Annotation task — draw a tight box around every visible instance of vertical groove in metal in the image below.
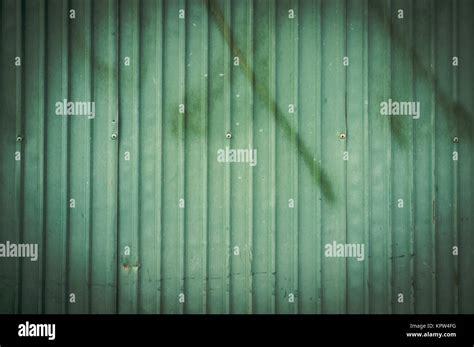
[363,0,369,315]
[37,0,46,314]
[156,0,163,315]
[136,0,143,313]
[341,0,347,313]
[15,0,24,314]
[204,0,211,314]
[86,0,93,314]
[387,0,393,314]
[85,0,92,314]
[412,0,419,313]
[182,0,190,314]
[367,0,372,313]
[269,0,276,314]
[342,0,347,313]
[430,0,437,314]
[40,0,48,314]
[115,0,121,314]
[459,0,474,313]
[451,0,459,314]
[389,0,398,312]
[408,0,415,315]
[202,0,209,314]
[292,0,299,315]
[317,0,323,315]
[247,0,254,314]
[222,1,231,313]
[112,0,119,314]
[135,0,141,314]
[178,0,185,315]
[63,0,70,314]
[319,0,324,313]
[250,0,256,313]
[343,0,348,314]
[223,0,231,314]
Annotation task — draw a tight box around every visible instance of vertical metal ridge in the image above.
[202,0,209,314]
[159,0,167,314]
[135,0,141,314]
[204,0,211,314]
[156,0,164,315]
[343,0,349,314]
[452,0,459,314]
[456,0,474,314]
[226,10,235,316]
[158,0,164,315]
[317,0,323,314]
[182,0,189,314]
[178,0,186,315]
[136,0,142,313]
[319,0,324,313]
[111,0,119,314]
[408,0,415,315]
[430,0,437,314]
[40,0,48,315]
[247,0,254,314]
[225,0,232,314]
[0,3,2,311]
[250,0,255,314]
[363,0,370,315]
[36,0,46,314]
[292,0,299,315]
[114,0,121,314]
[15,0,25,314]
[412,0,418,313]
[86,0,93,315]
[63,0,70,314]
[223,0,231,314]
[136,0,140,313]
[269,0,276,314]
[83,0,92,314]
[386,0,393,314]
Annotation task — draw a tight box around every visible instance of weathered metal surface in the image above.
[0,0,472,314]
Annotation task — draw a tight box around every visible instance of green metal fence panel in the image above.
[0,0,473,314]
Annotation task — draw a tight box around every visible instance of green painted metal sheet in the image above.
[0,0,473,314]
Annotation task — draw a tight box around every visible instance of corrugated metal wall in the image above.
[0,0,473,314]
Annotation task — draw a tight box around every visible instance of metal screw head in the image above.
[453,136,459,143]
[226,132,232,139]
[111,133,117,140]
[339,133,346,140]
[16,135,23,143]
